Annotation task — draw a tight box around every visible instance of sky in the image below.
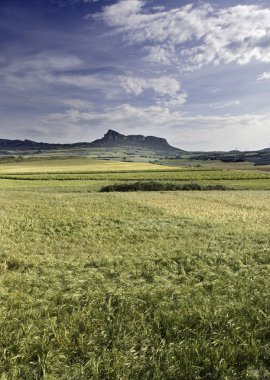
[1,0,270,151]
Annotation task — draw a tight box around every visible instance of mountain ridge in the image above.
[0,130,183,153]
[90,129,181,152]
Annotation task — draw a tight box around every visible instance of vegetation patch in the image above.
[100,181,230,192]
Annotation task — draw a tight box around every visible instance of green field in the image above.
[1,159,270,379]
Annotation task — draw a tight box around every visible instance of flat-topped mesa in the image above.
[91,130,182,153]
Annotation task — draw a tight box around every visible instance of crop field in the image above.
[1,158,270,192]
[0,159,170,174]
[1,158,270,379]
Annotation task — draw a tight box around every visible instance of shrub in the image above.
[100,181,229,192]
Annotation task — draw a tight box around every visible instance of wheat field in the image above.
[0,159,270,379]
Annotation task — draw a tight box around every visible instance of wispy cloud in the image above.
[2,53,188,109]
[61,99,93,109]
[120,76,180,96]
[257,72,270,81]
[1,54,122,99]
[1,53,83,89]
[120,76,187,107]
[55,74,188,108]
[4,53,83,73]
[97,1,270,71]
[210,100,241,109]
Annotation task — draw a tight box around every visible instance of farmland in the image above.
[0,158,270,379]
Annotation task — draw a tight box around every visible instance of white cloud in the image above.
[144,45,177,66]
[120,76,180,96]
[47,74,124,99]
[101,0,144,27]
[1,53,83,90]
[48,73,187,108]
[43,104,270,150]
[2,55,188,109]
[61,99,93,109]
[5,53,82,74]
[257,72,270,81]
[98,1,270,71]
[1,56,124,100]
[158,93,188,108]
[210,100,240,109]
[120,76,187,107]
[49,74,103,88]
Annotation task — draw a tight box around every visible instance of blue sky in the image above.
[1,0,270,150]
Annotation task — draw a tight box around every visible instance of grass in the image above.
[0,158,270,379]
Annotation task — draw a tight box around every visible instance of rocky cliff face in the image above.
[91,130,182,152]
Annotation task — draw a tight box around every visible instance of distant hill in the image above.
[1,131,270,164]
[90,130,182,153]
[0,130,183,153]
[0,139,59,151]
